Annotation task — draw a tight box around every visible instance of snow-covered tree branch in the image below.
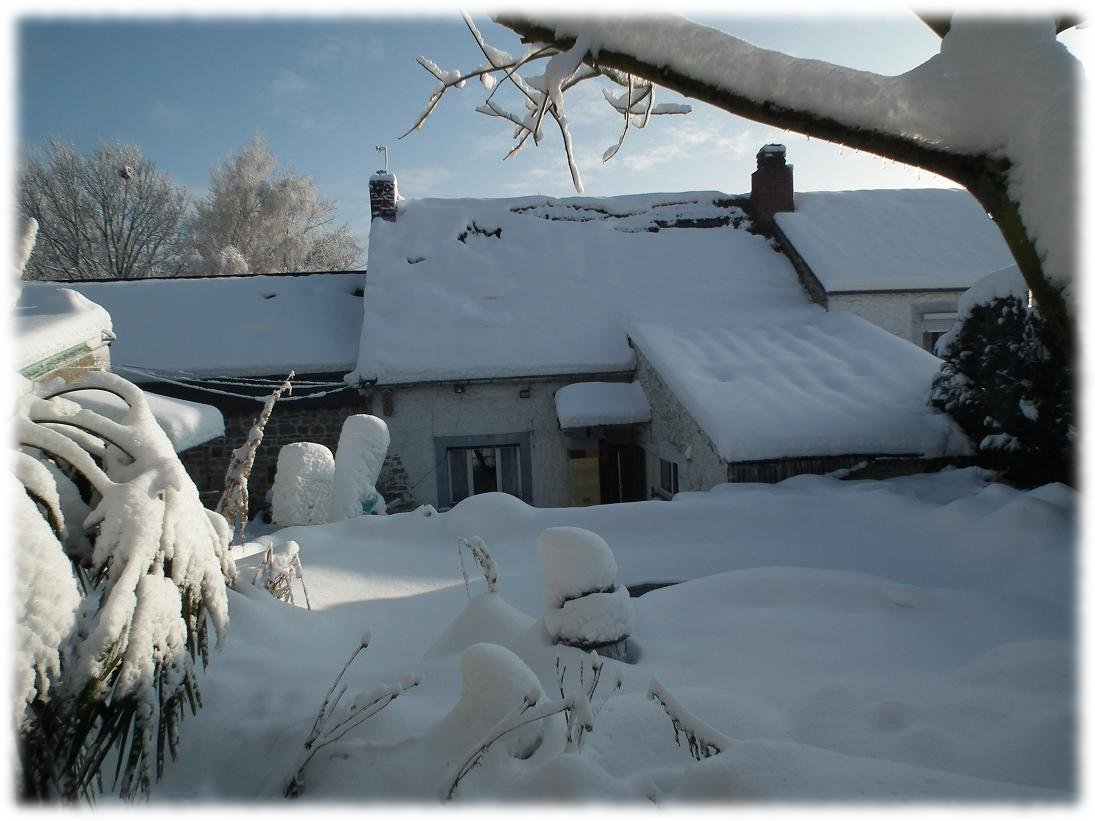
[420,13,1078,363]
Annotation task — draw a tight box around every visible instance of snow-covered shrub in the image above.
[330,414,389,519]
[930,271,1073,487]
[217,371,294,542]
[285,634,421,798]
[271,442,335,526]
[12,371,234,801]
[253,540,311,609]
[538,527,633,656]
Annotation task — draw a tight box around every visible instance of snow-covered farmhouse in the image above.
[27,273,367,505]
[14,283,226,455]
[751,144,1016,350]
[351,159,972,510]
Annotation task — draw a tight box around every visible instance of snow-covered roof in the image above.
[774,189,1016,292]
[554,381,651,429]
[27,273,365,381]
[629,308,969,462]
[13,286,113,374]
[352,192,809,384]
[69,389,225,453]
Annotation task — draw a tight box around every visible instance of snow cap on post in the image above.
[751,143,794,220]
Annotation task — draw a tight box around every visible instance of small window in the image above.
[446,445,522,506]
[659,457,679,496]
[920,311,958,353]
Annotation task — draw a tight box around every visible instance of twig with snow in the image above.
[648,678,731,761]
[443,691,586,801]
[403,12,688,193]
[252,540,311,610]
[285,633,421,798]
[457,536,499,597]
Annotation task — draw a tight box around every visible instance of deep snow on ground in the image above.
[154,468,1075,805]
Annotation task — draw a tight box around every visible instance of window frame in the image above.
[434,431,533,509]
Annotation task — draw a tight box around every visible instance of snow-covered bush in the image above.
[930,270,1073,487]
[12,371,234,801]
[330,414,389,519]
[271,442,335,526]
[538,527,633,656]
[253,540,311,609]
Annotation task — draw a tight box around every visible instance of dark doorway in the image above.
[599,442,646,504]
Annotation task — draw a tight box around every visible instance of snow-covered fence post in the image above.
[216,370,294,542]
[648,678,732,761]
[538,527,634,659]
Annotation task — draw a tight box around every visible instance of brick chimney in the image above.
[369,170,398,222]
[750,143,794,220]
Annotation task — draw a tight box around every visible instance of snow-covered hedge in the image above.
[12,371,235,801]
[271,442,335,526]
[331,414,389,519]
[930,269,1073,486]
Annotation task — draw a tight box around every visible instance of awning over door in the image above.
[555,381,651,429]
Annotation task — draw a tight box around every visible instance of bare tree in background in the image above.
[181,135,363,275]
[19,139,189,280]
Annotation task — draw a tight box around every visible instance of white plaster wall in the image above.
[634,349,728,494]
[374,379,575,509]
[828,291,962,348]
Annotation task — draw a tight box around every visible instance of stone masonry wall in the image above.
[180,401,373,513]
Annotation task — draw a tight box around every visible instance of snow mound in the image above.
[436,643,547,758]
[331,415,389,520]
[425,592,535,659]
[272,442,335,526]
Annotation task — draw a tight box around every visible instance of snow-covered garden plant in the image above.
[457,536,498,597]
[216,370,294,542]
[284,633,421,798]
[538,527,633,659]
[930,269,1073,487]
[12,371,234,801]
[271,441,335,526]
[330,414,389,519]
[252,540,311,610]
[648,678,731,762]
[441,643,589,801]
[554,651,622,752]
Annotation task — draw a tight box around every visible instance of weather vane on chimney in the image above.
[375,144,389,173]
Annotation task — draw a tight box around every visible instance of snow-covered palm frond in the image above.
[12,370,234,801]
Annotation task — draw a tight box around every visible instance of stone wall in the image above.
[633,347,728,494]
[179,400,371,512]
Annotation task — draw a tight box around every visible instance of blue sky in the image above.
[12,3,1088,260]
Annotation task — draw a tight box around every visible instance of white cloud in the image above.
[266,68,308,99]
